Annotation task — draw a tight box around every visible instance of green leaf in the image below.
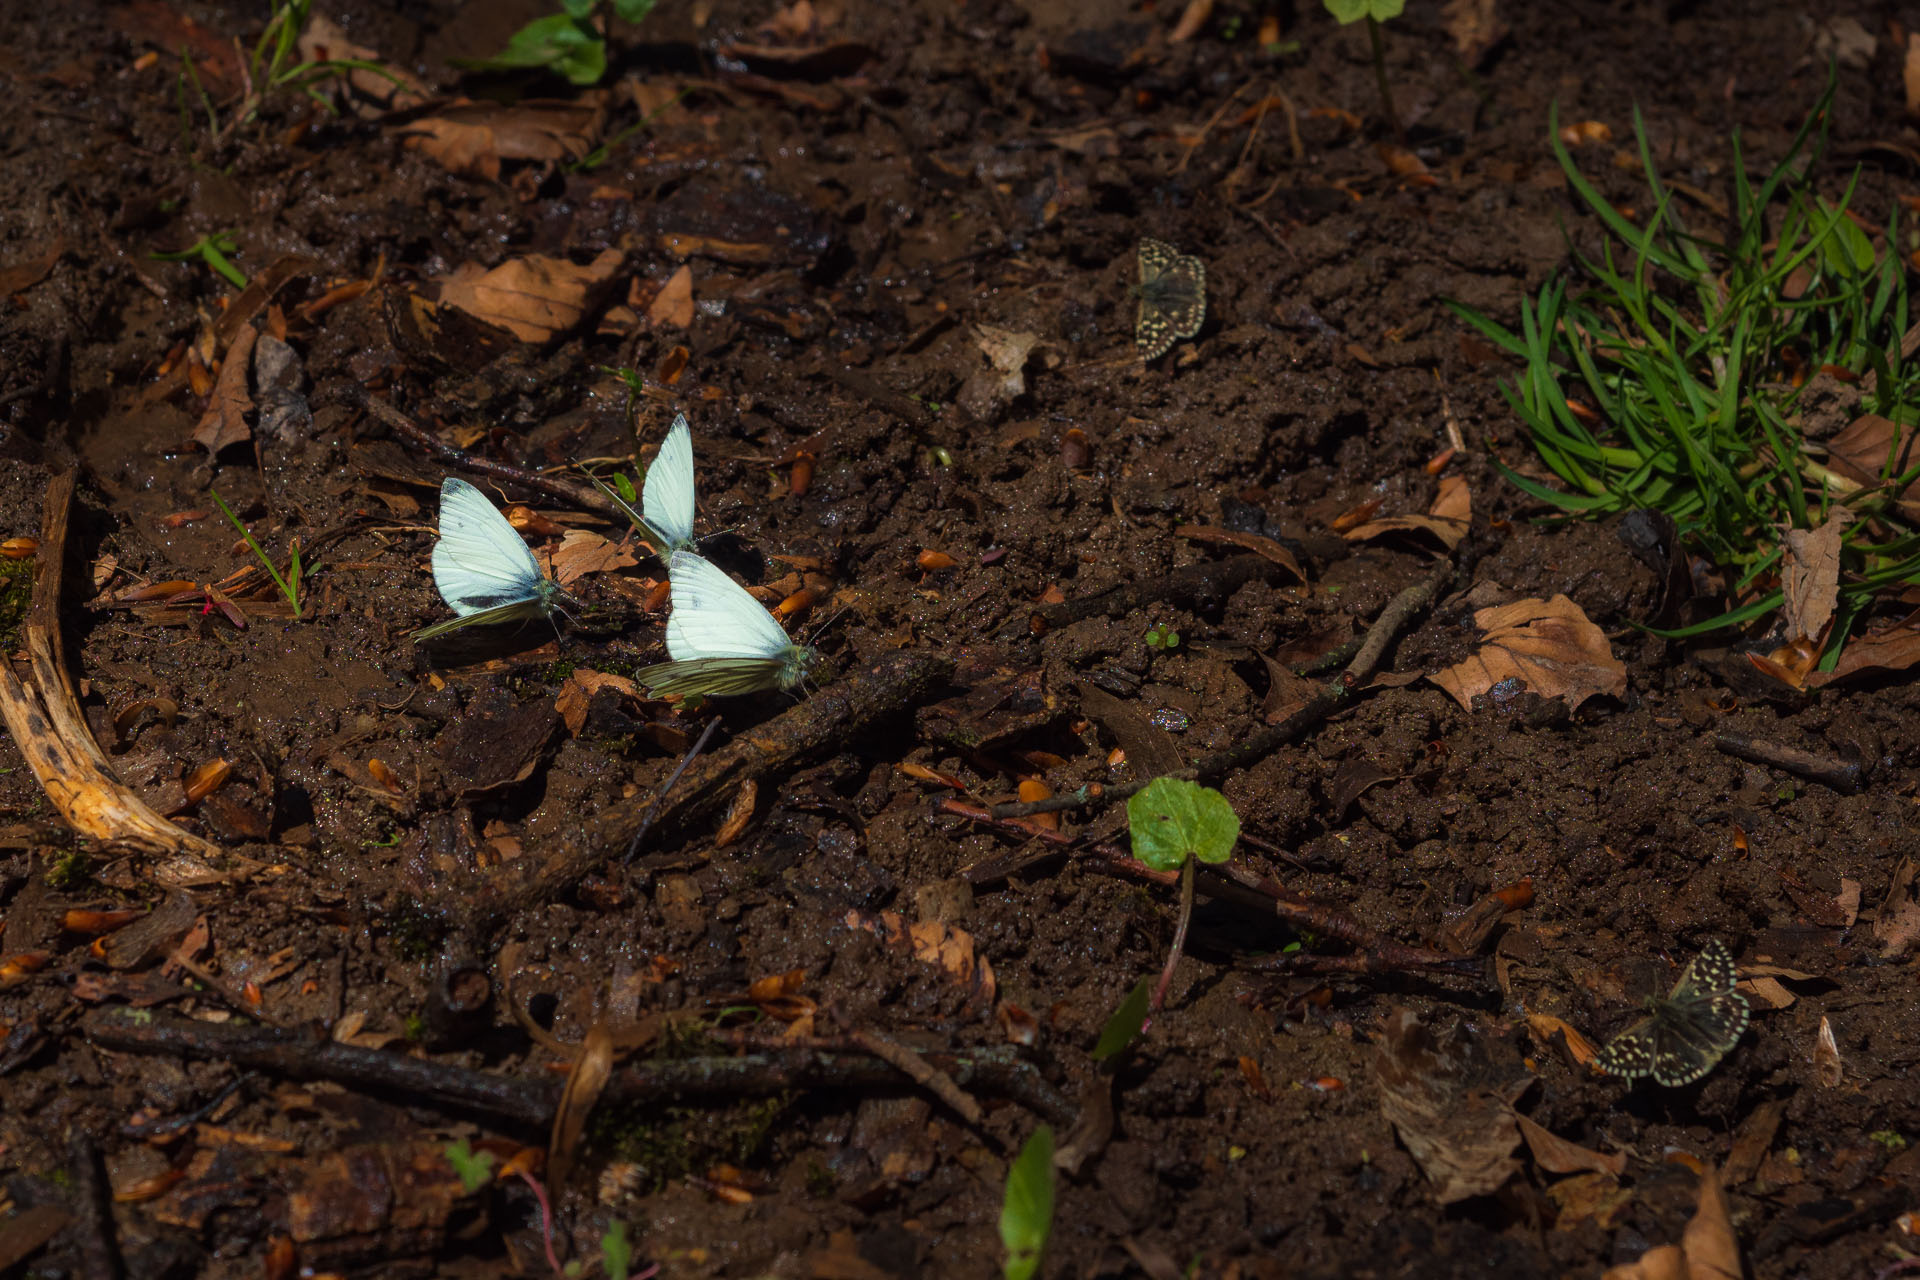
[612,0,658,23]
[1091,975,1152,1061]
[1126,777,1238,872]
[1323,0,1403,22]
[443,1137,495,1193]
[614,472,639,504]
[1000,1125,1055,1280]
[602,1220,632,1280]
[560,0,597,16]
[460,14,607,86]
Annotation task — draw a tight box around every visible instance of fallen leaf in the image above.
[1375,1006,1532,1203]
[0,240,64,296]
[1813,1015,1844,1088]
[1169,0,1214,41]
[1910,33,1920,117]
[1807,620,1920,686]
[1600,1164,1739,1280]
[1524,1011,1600,1066]
[843,909,996,1009]
[645,264,694,329]
[1780,513,1849,642]
[296,14,426,115]
[397,98,606,181]
[1429,594,1627,713]
[1872,856,1920,958]
[437,249,624,344]
[554,668,642,736]
[546,529,639,586]
[1175,525,1307,582]
[190,324,257,454]
[1441,0,1505,66]
[1823,414,1920,518]
[549,1021,614,1189]
[1736,975,1795,1010]
[1344,475,1471,551]
[1547,1170,1636,1231]
[1512,1111,1625,1177]
[1811,16,1876,70]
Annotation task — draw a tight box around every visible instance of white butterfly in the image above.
[637,550,817,697]
[414,477,573,641]
[587,413,695,555]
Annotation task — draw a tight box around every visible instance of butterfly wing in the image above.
[432,478,544,615]
[637,656,788,698]
[665,550,796,661]
[413,596,555,641]
[1593,1015,1657,1081]
[641,414,696,553]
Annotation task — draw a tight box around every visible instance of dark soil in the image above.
[3,1,1918,1277]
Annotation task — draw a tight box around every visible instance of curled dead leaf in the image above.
[1780,513,1849,643]
[437,249,624,344]
[1375,1006,1532,1203]
[1513,1110,1626,1177]
[842,909,996,1008]
[397,98,606,181]
[548,529,639,586]
[1601,1164,1739,1280]
[1344,475,1471,551]
[190,324,257,455]
[1429,594,1626,714]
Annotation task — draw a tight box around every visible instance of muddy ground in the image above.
[2,0,1919,1276]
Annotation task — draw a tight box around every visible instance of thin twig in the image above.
[625,716,724,862]
[358,392,621,518]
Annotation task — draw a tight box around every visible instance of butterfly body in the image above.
[1593,938,1749,1087]
[1135,238,1207,360]
[638,550,817,697]
[415,477,574,641]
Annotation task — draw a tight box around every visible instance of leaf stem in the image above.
[1152,856,1196,1014]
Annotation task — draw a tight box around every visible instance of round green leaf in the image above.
[1126,777,1239,872]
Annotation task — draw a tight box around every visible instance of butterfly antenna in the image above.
[624,715,724,863]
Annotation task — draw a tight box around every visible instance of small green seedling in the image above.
[1322,0,1405,137]
[1127,777,1239,1013]
[210,490,304,617]
[999,1125,1055,1280]
[1092,975,1153,1062]
[150,232,248,290]
[602,1219,634,1280]
[459,0,659,87]
[1145,623,1181,650]
[444,1137,496,1193]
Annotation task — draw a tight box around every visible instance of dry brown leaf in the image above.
[0,239,64,295]
[1736,975,1794,1010]
[1169,0,1214,41]
[1807,620,1920,686]
[1512,1111,1626,1177]
[1429,594,1627,713]
[397,98,605,181]
[1523,1011,1599,1065]
[1375,1007,1532,1204]
[713,778,758,849]
[190,324,257,454]
[437,250,622,344]
[1824,414,1920,517]
[549,1021,614,1190]
[1780,513,1848,642]
[547,529,639,586]
[296,14,426,115]
[1441,0,1505,66]
[1176,525,1306,582]
[1909,33,1920,116]
[646,264,694,329]
[1548,1170,1637,1231]
[1601,1164,1739,1280]
[1873,856,1920,958]
[842,909,996,1008]
[1814,1015,1844,1088]
[1344,474,1471,551]
[554,669,642,736]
